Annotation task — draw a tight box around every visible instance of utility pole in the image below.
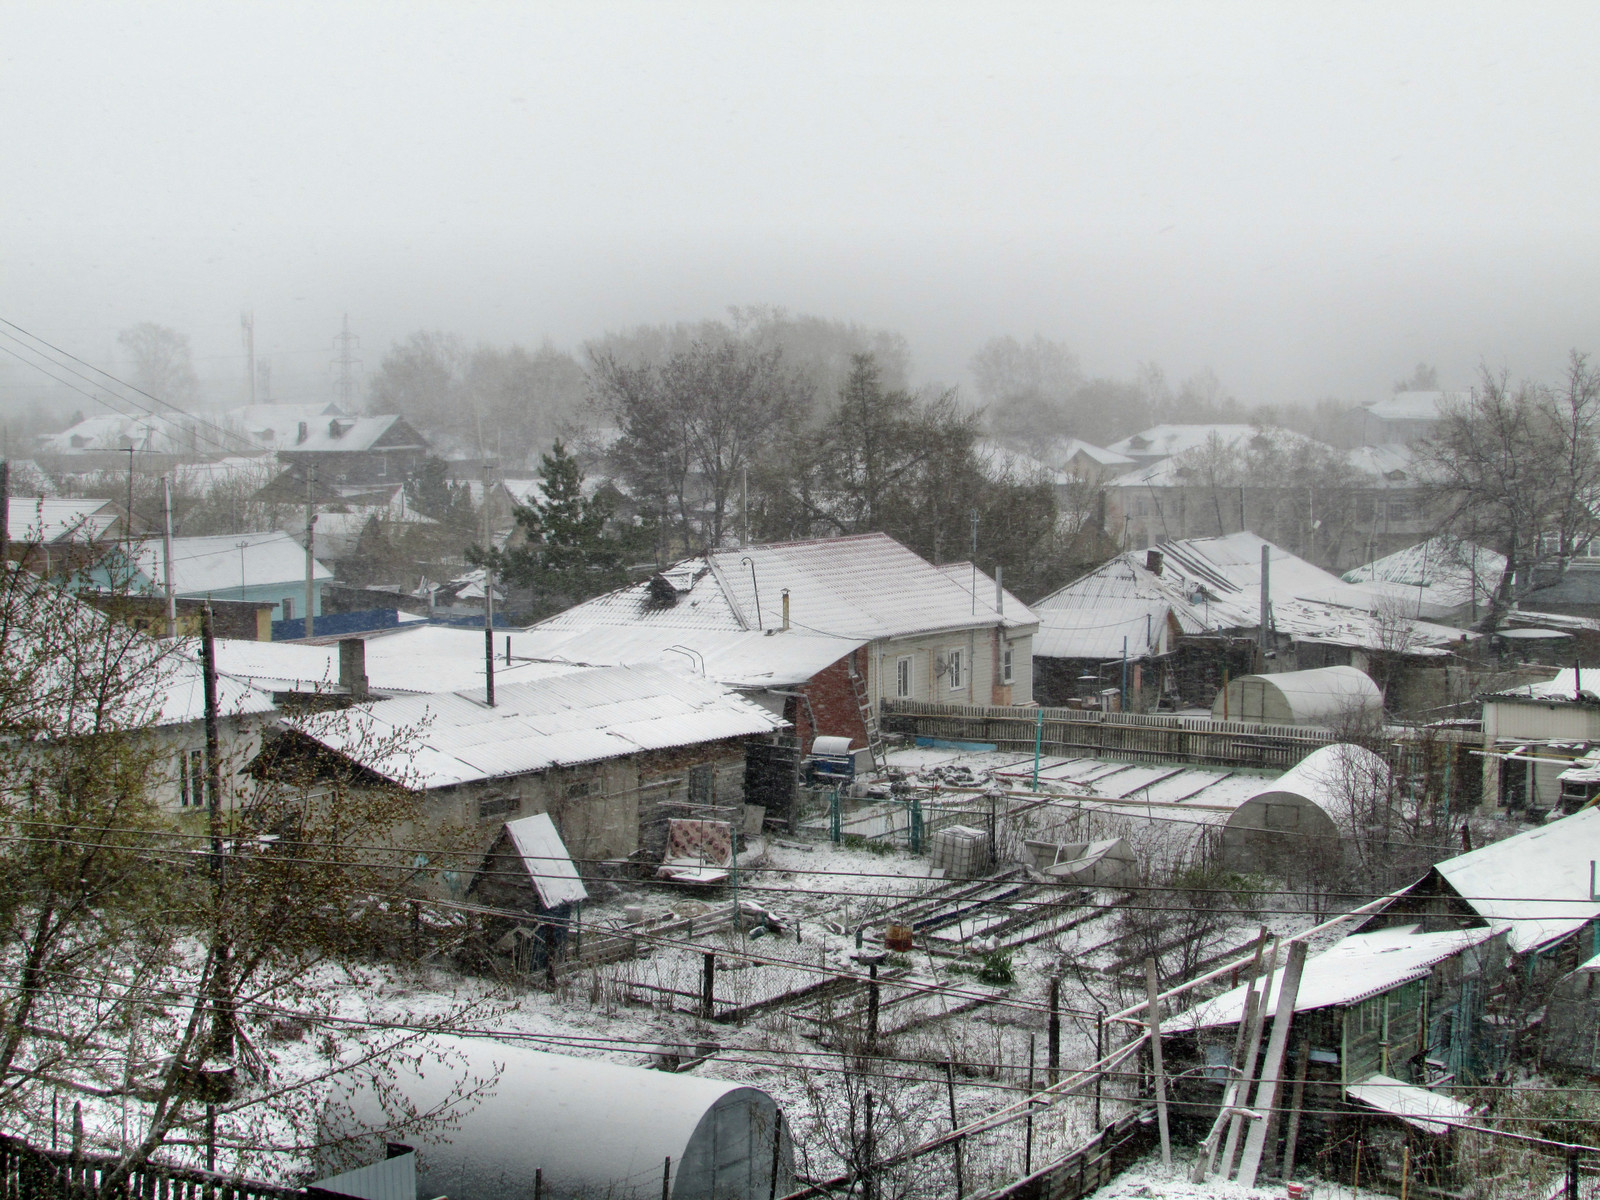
[304,468,316,639]
[0,459,9,569]
[241,311,256,407]
[162,477,176,638]
[332,314,361,410]
[969,508,978,615]
[484,455,496,707]
[1258,542,1272,657]
[200,604,234,1059]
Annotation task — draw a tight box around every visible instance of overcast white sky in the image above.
[4,2,1598,411]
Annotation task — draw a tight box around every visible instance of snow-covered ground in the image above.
[1088,1152,1383,1199]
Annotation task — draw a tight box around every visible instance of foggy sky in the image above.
[5,2,1599,412]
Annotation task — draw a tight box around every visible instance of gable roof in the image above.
[508,625,862,690]
[275,414,426,454]
[1032,533,1466,658]
[1343,537,1506,620]
[133,532,333,595]
[1106,424,1262,460]
[1053,438,1134,468]
[1428,808,1600,954]
[537,532,1038,641]
[290,662,788,789]
[1171,925,1498,1030]
[1364,391,1467,423]
[7,497,122,543]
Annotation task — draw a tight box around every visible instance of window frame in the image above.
[947,648,963,692]
[895,656,914,699]
[1002,643,1014,684]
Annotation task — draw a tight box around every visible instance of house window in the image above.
[896,656,913,699]
[688,763,715,805]
[565,779,593,800]
[178,753,189,806]
[947,649,963,691]
[1002,644,1014,684]
[478,793,519,820]
[282,597,293,621]
[183,749,204,807]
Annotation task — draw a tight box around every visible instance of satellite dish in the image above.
[934,654,949,677]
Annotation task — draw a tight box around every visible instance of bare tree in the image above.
[1415,354,1600,626]
[118,324,200,407]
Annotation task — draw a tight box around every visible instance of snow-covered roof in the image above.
[1346,1075,1476,1135]
[276,414,424,454]
[502,813,587,908]
[1344,537,1506,621]
[973,440,1072,485]
[508,625,862,690]
[35,413,245,456]
[1033,598,1174,662]
[1053,437,1134,468]
[1346,442,1417,483]
[1172,925,1498,1030]
[132,532,333,595]
[6,496,121,543]
[1213,668,1384,725]
[538,532,1037,641]
[1482,668,1600,704]
[1106,424,1262,461]
[1364,391,1467,423]
[169,456,278,495]
[214,625,584,697]
[334,1036,787,1200]
[220,403,344,449]
[292,662,788,789]
[1430,807,1600,954]
[155,647,279,725]
[1033,533,1466,659]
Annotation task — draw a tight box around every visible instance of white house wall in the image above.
[868,627,1034,708]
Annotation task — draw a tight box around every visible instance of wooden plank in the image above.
[1236,939,1309,1189]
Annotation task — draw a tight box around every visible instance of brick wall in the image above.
[792,652,869,753]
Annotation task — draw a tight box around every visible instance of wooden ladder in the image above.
[848,656,888,775]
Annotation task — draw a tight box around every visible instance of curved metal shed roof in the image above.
[328,1037,793,1200]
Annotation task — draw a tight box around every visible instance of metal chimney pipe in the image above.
[1259,543,1271,655]
[995,564,1004,615]
[782,588,790,632]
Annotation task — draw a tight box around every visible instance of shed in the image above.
[1216,743,1383,872]
[1212,665,1382,726]
[466,814,588,971]
[327,1037,794,1200]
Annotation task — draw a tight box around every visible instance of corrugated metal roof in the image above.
[504,813,588,908]
[277,414,422,453]
[6,497,120,543]
[1346,1075,1475,1134]
[1172,926,1498,1030]
[292,662,788,789]
[537,532,1037,641]
[1106,424,1262,459]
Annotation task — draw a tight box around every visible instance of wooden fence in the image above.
[966,1110,1156,1200]
[882,701,1336,771]
[0,1135,301,1200]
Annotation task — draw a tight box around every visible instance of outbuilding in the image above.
[1211,665,1382,727]
[1215,742,1380,872]
[327,1037,794,1200]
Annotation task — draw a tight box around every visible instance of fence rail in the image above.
[966,1110,1156,1200]
[0,1135,301,1200]
[882,700,1336,771]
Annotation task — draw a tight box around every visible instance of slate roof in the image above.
[508,625,862,690]
[1343,537,1506,620]
[537,532,1038,641]
[291,662,788,789]
[1032,532,1467,660]
[1429,808,1600,954]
